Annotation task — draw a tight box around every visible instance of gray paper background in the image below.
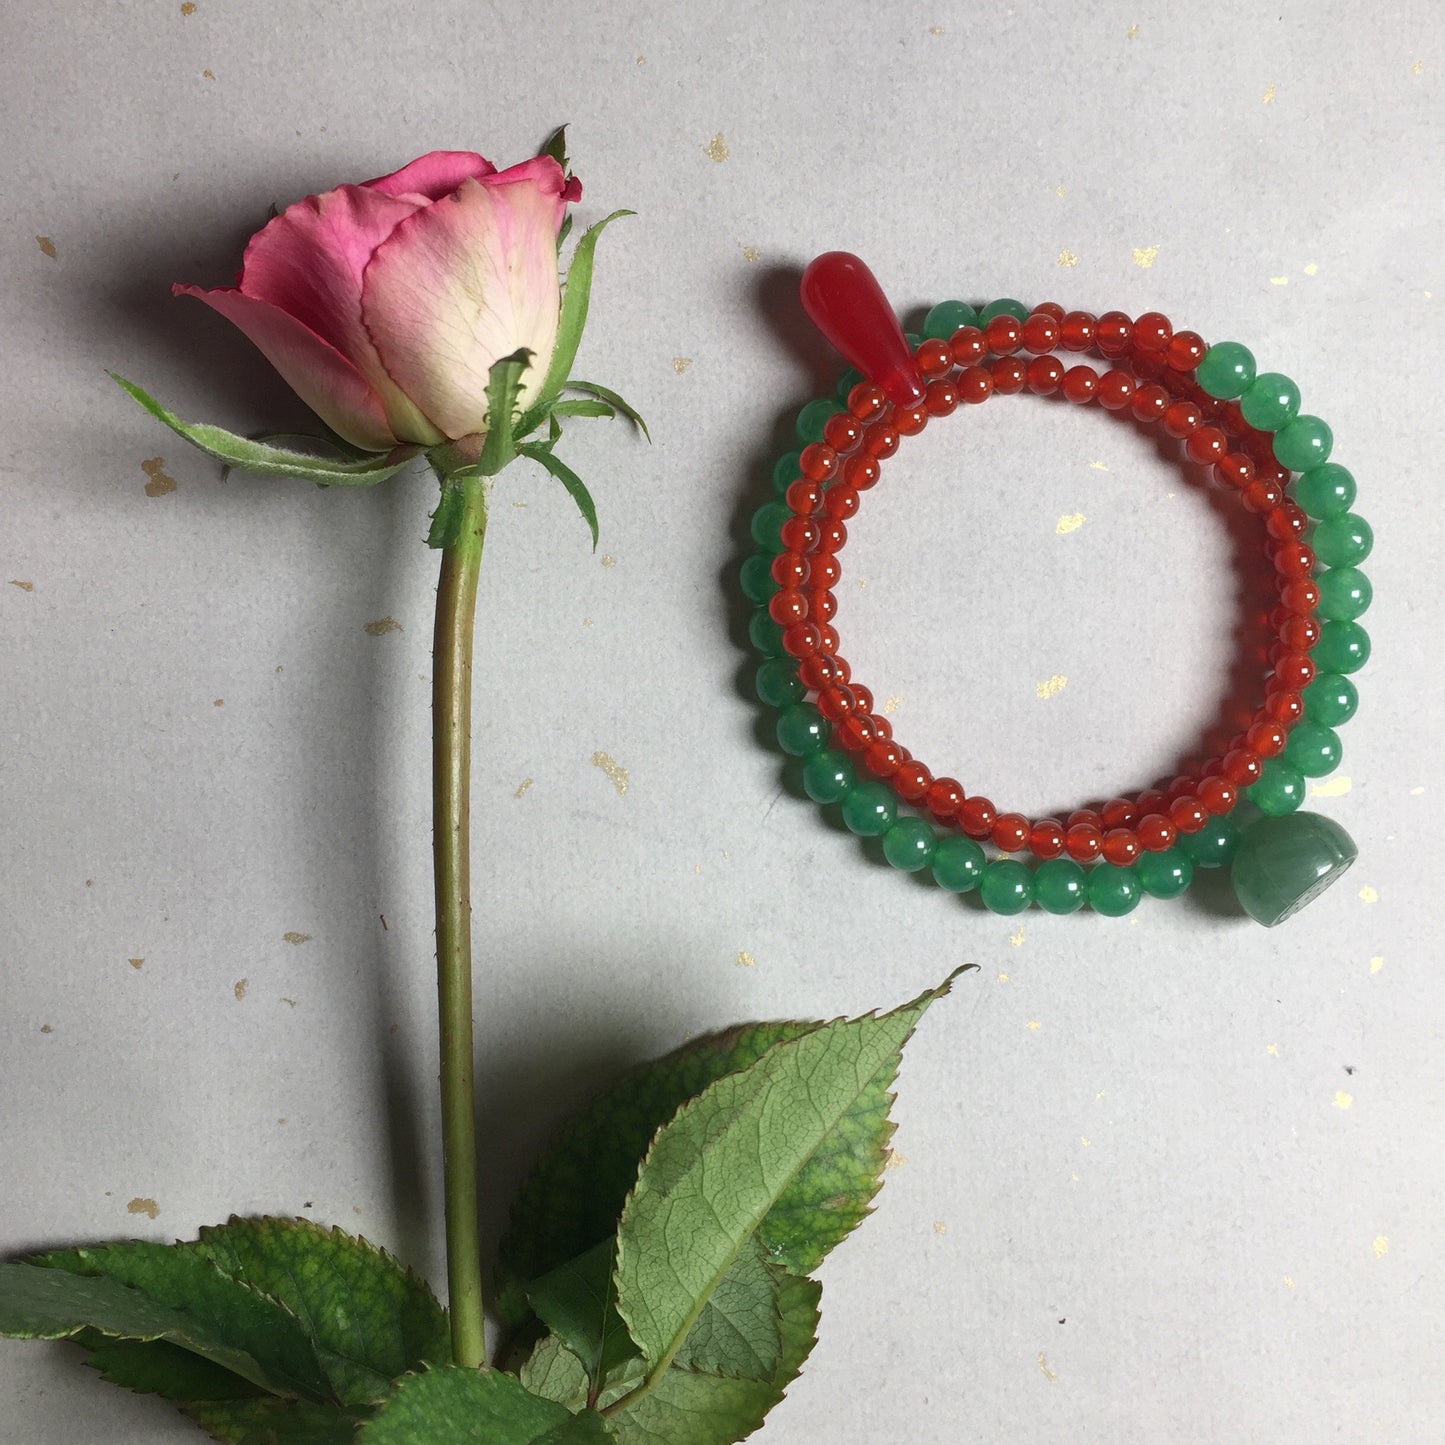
[3,2,1442,1441]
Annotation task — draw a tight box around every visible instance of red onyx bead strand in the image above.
[771,311,1314,853]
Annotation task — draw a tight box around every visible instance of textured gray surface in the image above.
[2,1,1442,1440]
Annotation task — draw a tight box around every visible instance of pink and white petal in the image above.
[483,156,576,230]
[360,176,562,438]
[237,184,445,444]
[363,150,498,202]
[173,283,400,452]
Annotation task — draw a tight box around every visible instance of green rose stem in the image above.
[431,469,491,1370]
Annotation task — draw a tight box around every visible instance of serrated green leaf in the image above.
[183,1397,367,1444]
[0,1258,326,1399]
[427,477,468,549]
[563,382,650,441]
[110,374,421,483]
[519,1334,591,1411]
[527,1239,637,1387]
[478,349,534,477]
[496,1020,821,1329]
[359,1365,605,1443]
[604,1273,819,1445]
[522,210,633,429]
[671,1242,779,1381]
[548,400,615,420]
[189,1216,450,1406]
[77,1332,267,1401]
[517,442,598,548]
[614,981,951,1377]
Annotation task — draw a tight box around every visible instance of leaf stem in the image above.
[432,471,490,1370]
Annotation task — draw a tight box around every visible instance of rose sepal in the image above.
[110,373,422,484]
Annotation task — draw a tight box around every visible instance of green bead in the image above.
[1315,566,1372,621]
[748,608,786,657]
[979,858,1033,914]
[1292,462,1355,519]
[1283,720,1343,777]
[755,657,804,708]
[834,367,863,403]
[1134,849,1194,899]
[1033,858,1088,914]
[750,500,791,552]
[922,300,979,340]
[740,553,779,605]
[1303,673,1358,726]
[1247,759,1307,817]
[931,835,986,892]
[771,450,803,493]
[882,817,938,871]
[775,703,829,757]
[1230,812,1358,927]
[1238,371,1300,430]
[1311,512,1372,567]
[1176,816,1240,868]
[1272,414,1333,471]
[796,398,842,445]
[1088,864,1143,916]
[840,780,897,836]
[1314,620,1370,675]
[979,298,1029,324]
[802,748,855,804]
[1196,341,1257,400]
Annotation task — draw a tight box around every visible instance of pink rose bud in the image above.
[175,151,582,452]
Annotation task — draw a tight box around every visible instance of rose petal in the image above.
[173,283,400,452]
[363,150,499,202]
[238,185,445,445]
[484,155,579,227]
[360,174,563,439]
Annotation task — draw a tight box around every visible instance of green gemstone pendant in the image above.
[1229,812,1358,926]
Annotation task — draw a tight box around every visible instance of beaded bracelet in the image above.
[742,253,1371,925]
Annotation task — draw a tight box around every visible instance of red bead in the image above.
[817,623,840,653]
[1101,797,1139,829]
[1136,814,1177,852]
[1033,301,1066,321]
[984,314,1024,355]
[843,454,880,491]
[1185,425,1228,464]
[809,588,837,622]
[1096,370,1136,411]
[849,682,873,713]
[1241,478,1284,513]
[1061,365,1099,404]
[1197,775,1238,815]
[1213,452,1255,488]
[870,712,892,739]
[1064,822,1103,862]
[769,588,807,625]
[1273,651,1316,689]
[1133,311,1173,352]
[784,478,822,516]
[950,326,987,366]
[770,550,809,587]
[1169,796,1208,834]
[781,622,822,658]
[1095,311,1134,359]
[834,712,875,751]
[1264,691,1303,725]
[864,738,903,777]
[798,654,842,689]
[847,382,888,421]
[1130,382,1170,422]
[1026,355,1065,395]
[958,796,997,839]
[798,442,838,481]
[1028,818,1066,860]
[925,776,965,823]
[1162,400,1202,438]
[1266,503,1309,541]
[1066,808,1105,830]
[1272,542,1315,579]
[1245,721,1288,758]
[1102,828,1141,866]
[863,423,900,459]
[1059,311,1096,351]
[916,337,953,379]
[1135,789,1169,818]
[1279,578,1320,614]
[815,684,856,721]
[991,356,1028,394]
[809,552,841,589]
[894,404,928,436]
[1021,312,1060,353]
[780,516,819,553]
[1166,776,1198,803]
[1165,330,1207,371]
[894,760,933,803]
[924,378,959,416]
[822,413,864,454]
[957,365,994,404]
[1278,614,1320,651]
[1223,748,1263,786]
[992,812,1031,852]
